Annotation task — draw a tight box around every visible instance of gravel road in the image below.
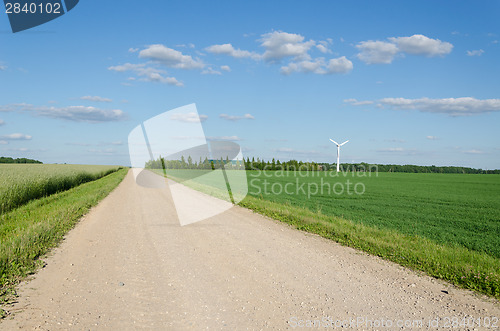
[1,170,499,330]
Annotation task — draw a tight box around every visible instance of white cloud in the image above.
[357,34,453,64]
[344,98,374,106]
[80,95,112,102]
[326,56,353,74]
[0,103,127,123]
[220,65,231,72]
[316,41,332,54]
[389,34,453,57]
[0,119,4,125]
[128,48,139,53]
[0,140,7,145]
[205,44,261,60]
[356,40,399,64]
[426,135,439,140]
[0,133,32,140]
[201,67,222,75]
[378,97,500,116]
[219,113,255,121]
[139,44,204,69]
[108,63,183,86]
[170,112,208,123]
[466,49,484,57]
[280,58,325,75]
[260,31,315,62]
[0,65,6,71]
[281,56,353,75]
[205,32,351,76]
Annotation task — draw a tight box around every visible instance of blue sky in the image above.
[0,0,499,169]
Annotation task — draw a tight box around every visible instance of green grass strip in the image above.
[0,165,121,215]
[238,196,500,299]
[0,168,128,305]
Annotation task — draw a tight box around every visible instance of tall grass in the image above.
[0,164,121,214]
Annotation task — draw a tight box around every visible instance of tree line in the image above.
[145,156,499,174]
[0,157,42,164]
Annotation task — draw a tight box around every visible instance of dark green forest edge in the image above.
[146,156,500,174]
[0,157,42,164]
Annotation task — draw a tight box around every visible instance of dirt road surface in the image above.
[2,170,499,330]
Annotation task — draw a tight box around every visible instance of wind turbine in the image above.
[329,139,349,172]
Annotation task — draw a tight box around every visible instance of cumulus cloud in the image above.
[426,136,439,140]
[344,98,374,106]
[357,34,453,64]
[280,58,325,75]
[80,95,112,102]
[204,31,352,76]
[0,64,6,71]
[326,56,353,73]
[219,113,255,121]
[139,44,204,69]
[466,49,484,57]
[201,67,222,75]
[0,133,32,140]
[0,103,127,123]
[108,63,183,86]
[170,112,208,123]
[128,48,139,53]
[316,40,332,54]
[378,97,500,116]
[388,34,453,57]
[347,97,500,116]
[281,56,353,75]
[356,40,399,64]
[205,44,261,60]
[260,31,316,62]
[220,65,231,72]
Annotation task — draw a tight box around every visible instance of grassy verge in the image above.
[0,165,121,214]
[239,195,500,299]
[0,168,128,310]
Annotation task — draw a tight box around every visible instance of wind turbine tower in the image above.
[329,139,349,172]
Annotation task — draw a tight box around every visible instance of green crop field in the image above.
[0,164,121,214]
[245,171,500,258]
[159,168,500,298]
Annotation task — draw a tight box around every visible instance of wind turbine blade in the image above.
[329,139,339,145]
[340,140,349,146]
